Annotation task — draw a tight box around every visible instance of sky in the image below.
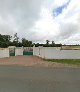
[0,0,80,44]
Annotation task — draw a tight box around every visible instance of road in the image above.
[0,66,80,92]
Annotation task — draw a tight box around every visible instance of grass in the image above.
[47,59,80,65]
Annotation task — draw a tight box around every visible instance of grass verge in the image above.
[47,59,80,65]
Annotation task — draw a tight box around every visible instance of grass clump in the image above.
[48,59,80,65]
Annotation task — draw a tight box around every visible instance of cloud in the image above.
[29,7,60,43]
[51,0,80,44]
[0,0,80,44]
[57,22,79,40]
[0,0,44,37]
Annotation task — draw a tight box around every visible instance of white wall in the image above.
[0,48,9,58]
[15,48,23,56]
[33,47,80,59]
[33,47,39,57]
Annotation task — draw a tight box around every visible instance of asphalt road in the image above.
[0,66,80,92]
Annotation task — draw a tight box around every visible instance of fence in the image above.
[9,47,33,56]
[15,47,23,56]
[23,47,33,55]
[0,47,33,58]
[33,46,80,59]
[0,48,9,58]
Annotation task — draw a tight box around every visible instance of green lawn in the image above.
[48,59,80,65]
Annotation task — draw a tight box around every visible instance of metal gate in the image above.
[23,47,33,56]
[9,48,15,56]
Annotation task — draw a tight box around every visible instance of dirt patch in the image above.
[0,56,79,68]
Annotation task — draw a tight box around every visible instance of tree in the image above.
[51,41,55,46]
[13,33,19,47]
[13,33,19,42]
[0,34,12,48]
[28,41,32,47]
[22,38,28,47]
[22,38,33,47]
[46,40,50,45]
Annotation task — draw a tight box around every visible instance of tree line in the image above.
[0,33,62,48]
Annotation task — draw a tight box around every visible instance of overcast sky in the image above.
[0,0,80,44]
